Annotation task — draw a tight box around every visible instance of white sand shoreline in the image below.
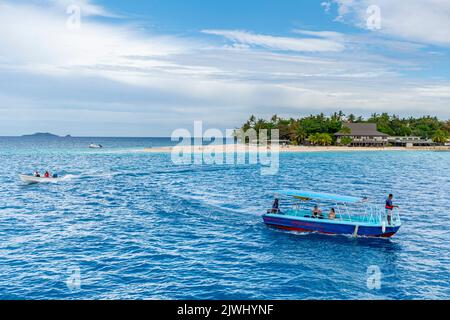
[143,144,450,153]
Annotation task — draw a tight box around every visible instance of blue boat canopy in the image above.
[274,190,365,204]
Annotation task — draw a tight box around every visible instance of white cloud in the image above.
[416,85,450,98]
[0,2,186,71]
[321,1,332,13]
[329,0,450,46]
[202,29,345,52]
[0,0,449,136]
[293,29,345,40]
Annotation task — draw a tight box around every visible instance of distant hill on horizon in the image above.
[21,132,72,138]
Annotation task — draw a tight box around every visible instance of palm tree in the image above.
[296,128,308,145]
[270,115,279,125]
[432,129,449,144]
[444,120,450,133]
[340,136,353,146]
[309,133,332,146]
[339,126,352,135]
[308,133,319,145]
[248,115,256,126]
[317,133,333,146]
[347,114,356,123]
[369,113,380,121]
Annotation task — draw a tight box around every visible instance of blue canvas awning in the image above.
[274,190,364,204]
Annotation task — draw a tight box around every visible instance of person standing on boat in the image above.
[385,194,399,225]
[270,198,280,213]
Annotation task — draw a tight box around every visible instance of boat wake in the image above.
[58,174,80,181]
[169,191,261,218]
[79,172,117,179]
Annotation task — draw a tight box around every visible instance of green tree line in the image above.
[239,112,450,145]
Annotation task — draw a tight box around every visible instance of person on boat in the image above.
[44,171,50,178]
[312,205,322,218]
[328,208,336,220]
[270,198,280,214]
[385,194,399,225]
[34,171,40,177]
[52,173,58,178]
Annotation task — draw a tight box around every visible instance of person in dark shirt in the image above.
[385,194,399,225]
[270,198,280,214]
[312,205,322,218]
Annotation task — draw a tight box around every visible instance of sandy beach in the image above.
[143,144,450,153]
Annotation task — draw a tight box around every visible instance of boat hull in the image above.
[19,175,60,184]
[263,214,400,238]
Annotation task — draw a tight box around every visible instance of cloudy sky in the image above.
[1,0,449,136]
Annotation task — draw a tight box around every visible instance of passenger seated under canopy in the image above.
[312,205,322,218]
[328,208,336,220]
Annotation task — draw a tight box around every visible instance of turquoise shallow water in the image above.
[0,137,449,299]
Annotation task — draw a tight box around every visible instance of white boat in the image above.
[89,144,103,148]
[19,174,61,184]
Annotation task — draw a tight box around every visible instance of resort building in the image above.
[335,123,389,147]
[388,136,434,147]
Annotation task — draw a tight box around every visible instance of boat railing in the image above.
[268,200,401,226]
[389,207,402,226]
[362,205,401,226]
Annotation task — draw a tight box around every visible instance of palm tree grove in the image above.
[238,112,450,146]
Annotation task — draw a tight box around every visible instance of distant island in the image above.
[21,132,72,138]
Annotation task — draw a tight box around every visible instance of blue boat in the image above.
[263,190,401,238]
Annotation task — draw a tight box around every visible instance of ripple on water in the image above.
[0,142,449,299]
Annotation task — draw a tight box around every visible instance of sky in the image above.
[0,0,449,136]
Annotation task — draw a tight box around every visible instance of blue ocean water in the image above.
[0,136,449,300]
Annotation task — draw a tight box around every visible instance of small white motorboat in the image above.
[19,174,61,184]
[89,144,103,149]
